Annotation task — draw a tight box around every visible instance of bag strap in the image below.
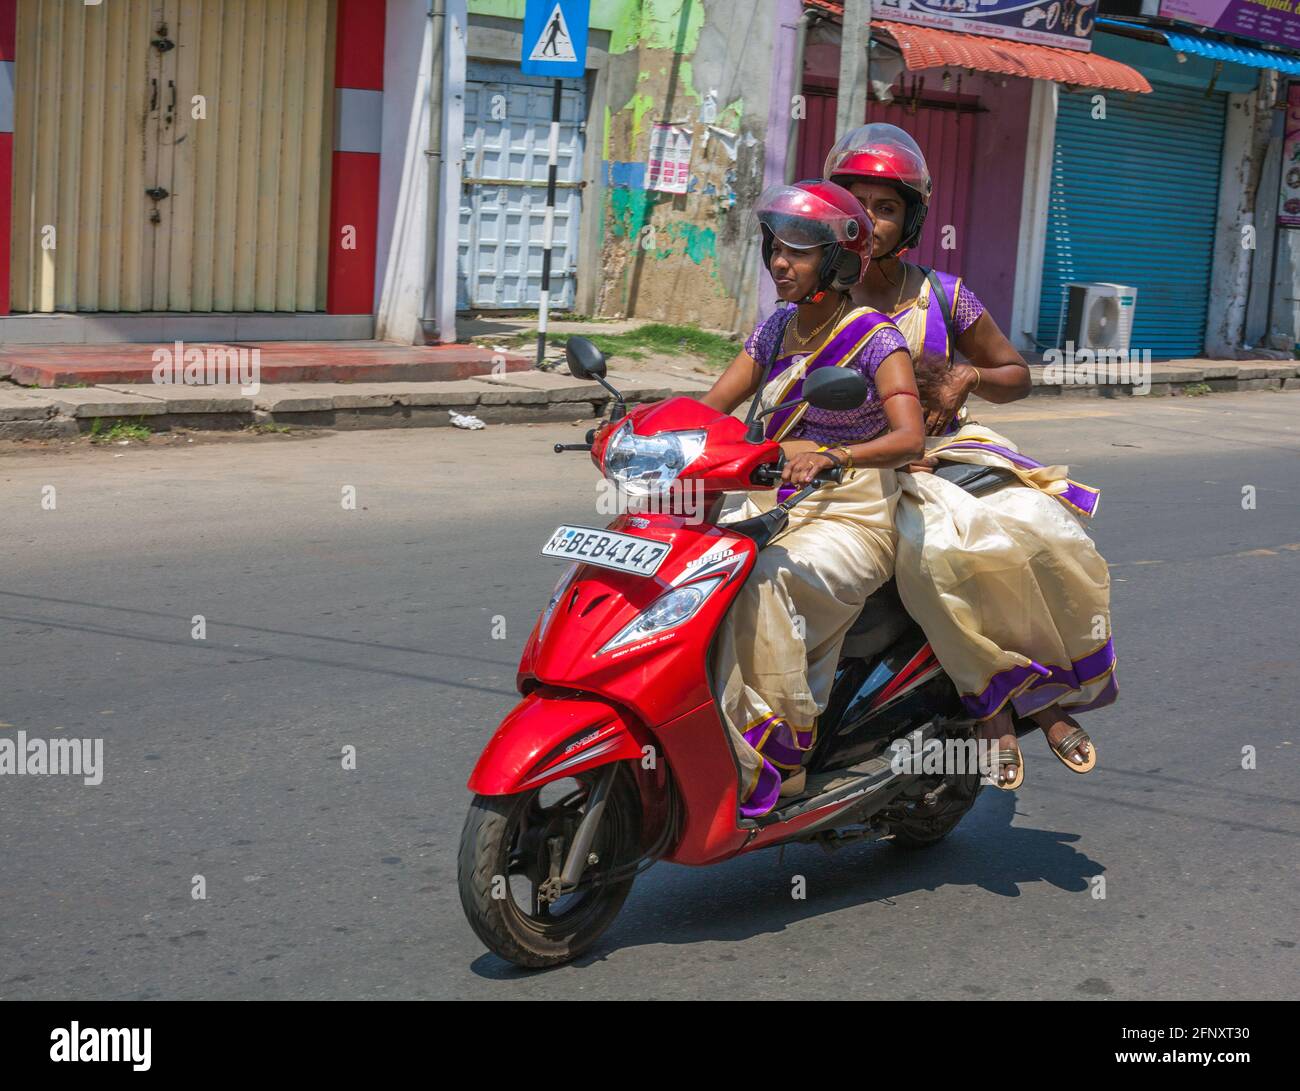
[921,265,956,350]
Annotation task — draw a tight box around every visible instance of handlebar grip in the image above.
[811,464,844,485]
[749,452,786,486]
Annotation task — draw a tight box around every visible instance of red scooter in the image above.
[458,338,1025,968]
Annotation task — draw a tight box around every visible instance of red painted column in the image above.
[326,0,385,315]
[0,0,17,316]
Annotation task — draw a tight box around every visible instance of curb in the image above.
[1,361,1297,440]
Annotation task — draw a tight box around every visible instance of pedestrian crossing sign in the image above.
[520,0,589,78]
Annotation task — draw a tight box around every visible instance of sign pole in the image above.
[521,0,590,367]
[537,79,563,368]
[836,0,871,138]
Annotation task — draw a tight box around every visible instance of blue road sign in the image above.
[520,0,590,78]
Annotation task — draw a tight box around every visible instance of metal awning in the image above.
[1157,27,1300,77]
[873,20,1153,94]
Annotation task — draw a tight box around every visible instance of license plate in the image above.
[541,525,671,577]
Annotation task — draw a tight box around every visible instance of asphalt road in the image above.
[1,390,1296,1000]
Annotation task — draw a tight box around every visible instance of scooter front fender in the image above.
[466,686,648,796]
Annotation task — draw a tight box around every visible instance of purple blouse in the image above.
[746,304,909,446]
[951,282,986,336]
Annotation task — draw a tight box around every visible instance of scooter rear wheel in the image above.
[457,766,641,969]
[887,770,983,850]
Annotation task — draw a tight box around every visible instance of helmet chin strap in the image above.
[794,244,843,304]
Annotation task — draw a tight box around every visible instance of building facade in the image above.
[1,0,1296,358]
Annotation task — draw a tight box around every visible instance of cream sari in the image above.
[712,306,901,817]
[892,277,1117,721]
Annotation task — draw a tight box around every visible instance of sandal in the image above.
[778,767,807,798]
[991,739,1024,791]
[1049,726,1097,774]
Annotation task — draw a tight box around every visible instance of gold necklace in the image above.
[789,296,846,348]
[882,260,909,312]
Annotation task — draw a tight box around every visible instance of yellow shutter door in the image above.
[9,0,335,314]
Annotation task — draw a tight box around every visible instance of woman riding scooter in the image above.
[700,180,926,817]
[826,123,1117,789]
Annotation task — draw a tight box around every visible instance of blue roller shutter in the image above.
[1036,81,1226,358]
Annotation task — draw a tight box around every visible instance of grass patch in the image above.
[244,421,293,434]
[1182,382,1212,397]
[538,323,740,371]
[89,417,152,443]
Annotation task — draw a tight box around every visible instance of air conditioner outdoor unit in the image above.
[1056,282,1137,354]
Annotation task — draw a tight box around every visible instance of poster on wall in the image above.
[875,0,1097,52]
[1158,0,1300,51]
[1280,83,1300,228]
[646,124,693,194]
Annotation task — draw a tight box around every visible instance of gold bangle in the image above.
[969,366,982,391]
[836,445,854,469]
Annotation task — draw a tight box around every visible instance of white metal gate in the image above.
[458,63,585,311]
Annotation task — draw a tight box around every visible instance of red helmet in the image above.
[824,123,932,254]
[752,179,873,299]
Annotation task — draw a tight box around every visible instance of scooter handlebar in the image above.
[750,453,843,488]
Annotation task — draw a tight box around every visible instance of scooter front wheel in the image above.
[457,766,641,969]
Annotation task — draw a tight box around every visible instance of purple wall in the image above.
[756,0,804,323]
[959,72,1032,332]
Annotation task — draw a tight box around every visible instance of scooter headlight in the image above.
[602,420,707,498]
[598,577,723,655]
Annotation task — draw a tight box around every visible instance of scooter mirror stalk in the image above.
[565,337,625,422]
[744,368,868,443]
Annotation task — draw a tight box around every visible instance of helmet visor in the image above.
[823,123,931,195]
[751,183,865,249]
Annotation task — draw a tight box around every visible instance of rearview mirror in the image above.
[565,337,607,381]
[802,367,866,412]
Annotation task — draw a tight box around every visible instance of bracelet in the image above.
[969,366,982,392]
[834,445,854,469]
[815,445,844,470]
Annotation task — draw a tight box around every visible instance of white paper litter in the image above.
[449,410,487,430]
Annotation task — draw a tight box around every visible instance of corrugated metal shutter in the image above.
[10,0,334,314]
[459,64,585,311]
[1037,81,1225,357]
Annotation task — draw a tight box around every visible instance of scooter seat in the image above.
[933,461,1018,496]
[841,579,914,660]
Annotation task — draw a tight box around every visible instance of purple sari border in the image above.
[740,763,782,818]
[1058,673,1120,715]
[764,309,896,441]
[936,439,1101,517]
[960,639,1117,720]
[739,715,816,815]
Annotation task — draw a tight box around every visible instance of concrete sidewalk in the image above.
[0,340,530,387]
[1,358,1297,440]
